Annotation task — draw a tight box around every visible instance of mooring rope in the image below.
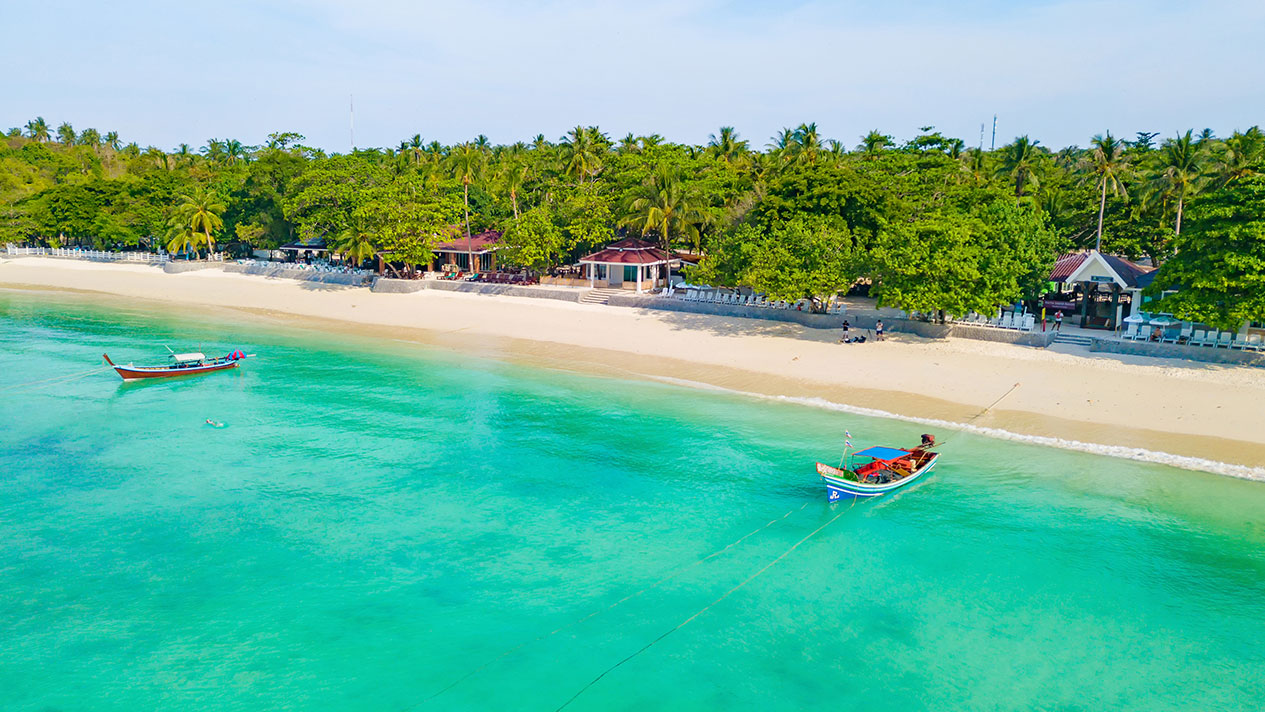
[0,365,112,393]
[933,382,1021,449]
[404,502,811,710]
[553,503,853,711]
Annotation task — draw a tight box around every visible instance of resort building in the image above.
[579,238,673,293]
[1046,250,1157,331]
[275,236,329,263]
[430,230,502,273]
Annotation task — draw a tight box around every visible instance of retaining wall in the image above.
[162,261,221,274]
[900,321,1058,347]
[223,263,370,286]
[370,278,585,302]
[1090,338,1265,367]
[605,295,849,329]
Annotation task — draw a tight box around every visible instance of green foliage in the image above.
[692,217,857,302]
[1147,174,1265,330]
[0,115,1258,321]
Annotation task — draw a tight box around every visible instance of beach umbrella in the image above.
[1149,316,1177,326]
[1123,314,1146,324]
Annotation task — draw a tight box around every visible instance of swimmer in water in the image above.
[205,419,225,428]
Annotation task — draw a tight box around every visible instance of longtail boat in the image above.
[102,350,249,381]
[816,436,939,501]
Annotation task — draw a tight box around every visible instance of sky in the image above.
[4,0,1264,153]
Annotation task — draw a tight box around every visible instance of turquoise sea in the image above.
[2,289,1264,711]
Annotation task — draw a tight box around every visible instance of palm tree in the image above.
[560,126,602,184]
[999,136,1041,196]
[531,134,549,151]
[1083,132,1130,251]
[78,128,101,148]
[707,126,748,165]
[1215,126,1263,186]
[447,142,487,271]
[1157,130,1203,238]
[331,220,378,268]
[224,139,247,164]
[407,134,424,165]
[104,131,120,151]
[638,134,663,151]
[26,117,50,142]
[618,133,640,154]
[859,130,892,158]
[767,127,795,154]
[498,158,529,221]
[165,228,206,259]
[56,122,75,146]
[793,122,822,163]
[175,143,193,164]
[201,138,225,163]
[474,135,492,153]
[170,188,226,256]
[620,164,704,255]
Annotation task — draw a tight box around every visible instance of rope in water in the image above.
[933,382,1022,449]
[553,501,855,711]
[0,365,113,393]
[404,502,811,710]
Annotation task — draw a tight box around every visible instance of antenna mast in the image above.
[990,114,997,151]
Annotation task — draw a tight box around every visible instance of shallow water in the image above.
[2,291,1264,711]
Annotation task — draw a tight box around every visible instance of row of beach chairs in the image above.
[680,290,844,314]
[1122,323,1263,350]
[959,312,1035,332]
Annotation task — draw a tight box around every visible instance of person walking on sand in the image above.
[875,319,884,341]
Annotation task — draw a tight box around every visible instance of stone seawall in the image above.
[1090,338,1265,367]
[162,261,221,274]
[370,278,584,302]
[604,295,848,329]
[223,264,370,286]
[896,321,1058,347]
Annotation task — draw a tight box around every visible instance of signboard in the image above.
[1090,275,1116,283]
[1042,299,1075,311]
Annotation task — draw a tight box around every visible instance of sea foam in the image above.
[646,375,1265,483]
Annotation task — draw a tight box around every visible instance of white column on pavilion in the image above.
[636,264,643,293]
[588,263,595,288]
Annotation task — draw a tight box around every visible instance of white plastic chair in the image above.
[1021,315,1035,332]
[1216,332,1233,348]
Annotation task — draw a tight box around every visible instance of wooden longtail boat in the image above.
[816,443,939,501]
[102,350,249,381]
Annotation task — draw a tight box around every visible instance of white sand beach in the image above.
[4,257,1264,473]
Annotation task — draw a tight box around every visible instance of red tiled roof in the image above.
[1049,252,1087,282]
[580,238,671,265]
[434,230,502,253]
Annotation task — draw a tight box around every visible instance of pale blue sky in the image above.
[4,0,1263,152]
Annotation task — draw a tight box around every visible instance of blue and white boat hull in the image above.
[817,454,939,501]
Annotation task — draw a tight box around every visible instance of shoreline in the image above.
[3,257,1264,478]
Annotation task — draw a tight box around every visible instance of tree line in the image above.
[2,118,1262,328]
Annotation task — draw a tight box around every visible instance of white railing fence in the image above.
[4,245,172,263]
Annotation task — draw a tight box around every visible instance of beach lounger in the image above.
[1188,330,1207,346]
[1244,334,1263,351]
[1021,315,1035,332]
[1216,332,1233,348]
[1230,334,1250,350]
[1175,324,1192,344]
[1122,324,1138,341]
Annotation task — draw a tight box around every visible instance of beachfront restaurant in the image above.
[276,237,329,263]
[579,238,673,293]
[430,230,502,273]
[1045,250,1157,331]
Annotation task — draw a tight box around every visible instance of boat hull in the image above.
[103,353,242,381]
[817,454,939,501]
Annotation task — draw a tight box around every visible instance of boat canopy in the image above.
[852,446,911,461]
[170,352,206,362]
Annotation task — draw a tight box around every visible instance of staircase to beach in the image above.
[580,288,623,306]
[1053,331,1094,347]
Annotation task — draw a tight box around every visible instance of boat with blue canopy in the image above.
[815,435,939,501]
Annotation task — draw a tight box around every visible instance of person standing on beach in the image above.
[875,320,884,341]
[1054,311,1063,331]
[838,320,850,343]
